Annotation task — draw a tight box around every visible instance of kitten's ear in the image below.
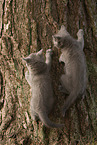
[37,49,43,55]
[23,57,31,63]
[61,25,66,30]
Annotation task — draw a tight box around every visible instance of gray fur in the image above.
[52,25,87,116]
[23,49,64,128]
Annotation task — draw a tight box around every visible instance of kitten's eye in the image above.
[60,61,65,65]
[55,37,61,42]
[38,54,42,57]
[55,37,58,41]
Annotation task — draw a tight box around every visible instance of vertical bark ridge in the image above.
[0,0,97,144]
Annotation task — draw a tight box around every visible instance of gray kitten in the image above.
[23,49,64,128]
[52,25,87,116]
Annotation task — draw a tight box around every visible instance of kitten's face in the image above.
[52,36,61,48]
[52,25,69,49]
[52,36,65,49]
[23,49,45,69]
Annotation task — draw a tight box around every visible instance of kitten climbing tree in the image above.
[0,0,97,144]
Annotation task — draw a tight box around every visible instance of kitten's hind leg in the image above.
[30,109,38,121]
[77,29,84,50]
[62,95,73,117]
[60,74,71,94]
[62,92,77,117]
[45,49,52,71]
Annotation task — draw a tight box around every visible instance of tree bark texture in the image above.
[0,0,97,144]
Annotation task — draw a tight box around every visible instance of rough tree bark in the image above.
[0,0,97,144]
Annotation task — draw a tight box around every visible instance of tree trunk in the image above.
[0,0,97,144]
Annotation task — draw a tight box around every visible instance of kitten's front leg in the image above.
[25,71,32,87]
[77,29,84,50]
[45,49,53,71]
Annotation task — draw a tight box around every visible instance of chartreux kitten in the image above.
[53,25,87,116]
[23,49,64,128]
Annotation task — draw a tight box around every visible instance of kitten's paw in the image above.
[46,49,53,55]
[61,25,66,30]
[58,85,65,93]
[77,29,84,37]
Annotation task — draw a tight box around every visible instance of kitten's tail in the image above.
[62,90,85,117]
[38,111,64,128]
[62,91,77,117]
